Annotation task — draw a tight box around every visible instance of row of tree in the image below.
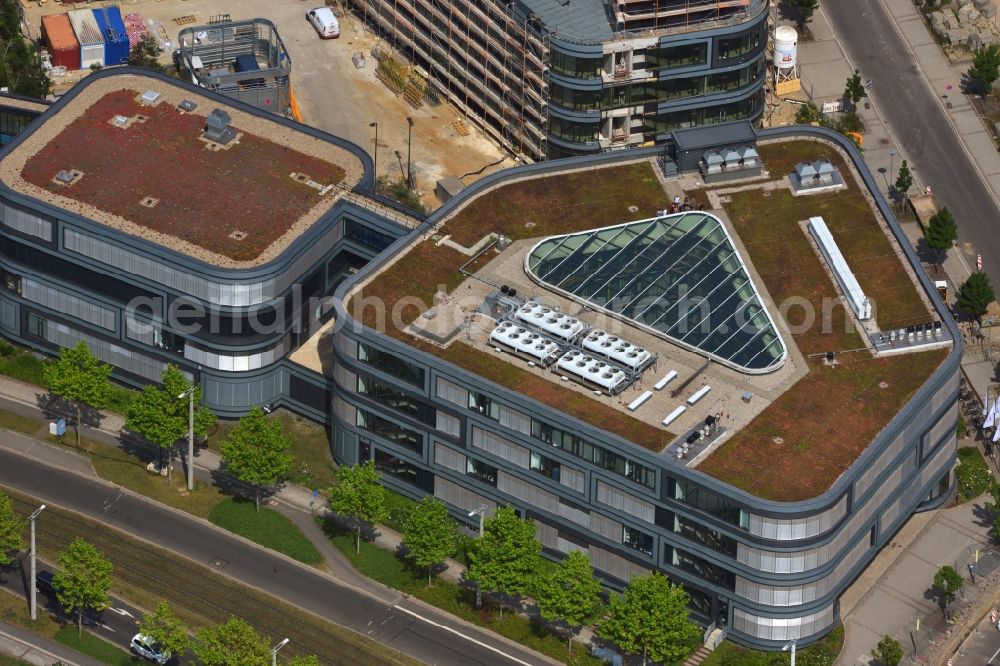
[0,491,316,664]
[329,462,701,664]
[43,342,294,512]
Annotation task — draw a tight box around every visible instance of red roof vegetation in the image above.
[21,89,345,261]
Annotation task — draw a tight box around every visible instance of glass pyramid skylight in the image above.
[524,212,786,374]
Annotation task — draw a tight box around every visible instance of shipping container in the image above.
[41,14,80,71]
[92,6,129,66]
[67,9,104,69]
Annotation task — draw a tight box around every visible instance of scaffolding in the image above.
[350,0,548,161]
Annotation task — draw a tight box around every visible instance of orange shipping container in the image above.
[42,14,80,71]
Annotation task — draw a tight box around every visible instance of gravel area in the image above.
[0,72,364,269]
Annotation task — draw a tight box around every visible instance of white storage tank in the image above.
[773,26,798,70]
[68,9,104,69]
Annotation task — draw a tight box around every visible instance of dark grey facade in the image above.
[349,0,768,161]
[0,70,413,420]
[0,70,959,650]
[327,126,960,647]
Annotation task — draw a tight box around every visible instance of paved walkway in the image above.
[0,619,101,666]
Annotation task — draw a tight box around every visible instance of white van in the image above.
[307,7,340,39]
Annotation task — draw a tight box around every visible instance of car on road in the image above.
[35,570,55,596]
[130,633,170,664]
[306,7,340,39]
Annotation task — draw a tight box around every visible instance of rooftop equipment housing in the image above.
[808,216,872,321]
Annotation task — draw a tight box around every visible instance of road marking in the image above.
[95,622,114,632]
[988,645,1000,664]
[108,607,134,618]
[393,604,535,666]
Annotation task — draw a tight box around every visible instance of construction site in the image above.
[349,0,771,161]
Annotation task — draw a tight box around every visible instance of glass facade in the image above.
[549,52,602,78]
[717,23,767,61]
[467,458,498,487]
[358,375,435,425]
[358,342,425,387]
[646,42,708,70]
[356,408,423,454]
[344,219,397,253]
[531,418,656,489]
[672,548,736,590]
[676,515,738,557]
[526,213,786,372]
[674,480,749,529]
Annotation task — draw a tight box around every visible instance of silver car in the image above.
[130,633,170,664]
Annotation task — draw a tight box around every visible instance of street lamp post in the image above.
[29,504,45,621]
[406,116,414,190]
[467,504,489,607]
[369,121,378,186]
[270,637,289,666]
[889,148,896,185]
[782,639,797,666]
[178,387,195,491]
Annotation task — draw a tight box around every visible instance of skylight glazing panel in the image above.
[524,213,786,373]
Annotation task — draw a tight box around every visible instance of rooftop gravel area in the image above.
[347,141,947,498]
[4,75,361,267]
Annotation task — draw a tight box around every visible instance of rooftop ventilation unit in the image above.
[204,109,237,145]
[178,100,198,112]
[139,90,160,105]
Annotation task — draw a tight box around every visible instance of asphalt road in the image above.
[822,0,1000,291]
[0,446,542,666]
[0,562,190,664]
[953,611,1000,664]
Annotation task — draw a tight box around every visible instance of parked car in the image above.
[34,570,55,596]
[130,633,171,664]
[306,7,340,39]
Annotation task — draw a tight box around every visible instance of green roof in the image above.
[525,212,787,374]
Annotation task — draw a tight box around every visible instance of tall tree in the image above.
[956,272,996,323]
[0,489,25,565]
[987,481,1000,539]
[970,45,1000,98]
[402,497,456,586]
[872,635,903,666]
[894,160,913,202]
[844,69,866,109]
[53,538,113,635]
[126,365,215,481]
[129,34,164,73]
[0,1,50,99]
[466,506,541,618]
[598,572,701,666]
[788,0,820,32]
[139,601,189,659]
[43,341,112,446]
[328,461,387,554]
[194,616,270,666]
[924,207,958,272]
[933,565,964,618]
[220,406,292,511]
[534,550,603,653]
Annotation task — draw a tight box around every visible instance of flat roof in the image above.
[0,73,364,268]
[345,139,949,501]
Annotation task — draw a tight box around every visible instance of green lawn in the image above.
[956,446,991,501]
[53,626,133,665]
[209,498,323,565]
[701,626,843,666]
[319,519,603,666]
[0,410,44,436]
[205,411,336,491]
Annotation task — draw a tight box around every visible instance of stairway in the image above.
[683,628,725,666]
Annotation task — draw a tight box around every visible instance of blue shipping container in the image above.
[92,6,129,66]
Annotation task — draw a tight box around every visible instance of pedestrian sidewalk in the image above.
[0,619,102,666]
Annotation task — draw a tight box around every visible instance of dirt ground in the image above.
[23,0,513,211]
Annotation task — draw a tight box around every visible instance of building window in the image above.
[466,458,498,487]
[530,451,561,481]
[468,391,500,420]
[647,42,708,69]
[356,408,422,454]
[344,219,396,252]
[374,448,419,486]
[358,376,435,425]
[549,51,602,78]
[675,515,737,557]
[531,418,656,489]
[358,342,425,387]
[672,549,735,590]
[26,313,45,338]
[154,328,185,354]
[359,439,371,462]
[1,269,20,295]
[623,526,653,555]
[674,480,748,530]
[717,24,766,61]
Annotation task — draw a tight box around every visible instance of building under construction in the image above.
[350,0,769,160]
